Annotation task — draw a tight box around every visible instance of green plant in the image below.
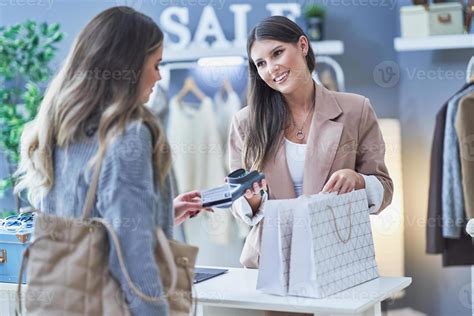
[0,20,64,202]
[303,4,326,19]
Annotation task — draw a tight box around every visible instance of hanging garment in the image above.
[214,90,241,172]
[168,97,225,194]
[442,85,474,238]
[455,92,474,219]
[214,90,249,240]
[146,83,170,129]
[145,85,178,197]
[427,101,449,254]
[146,85,184,241]
[168,96,242,266]
[426,83,474,266]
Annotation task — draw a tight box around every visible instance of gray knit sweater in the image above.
[42,122,173,315]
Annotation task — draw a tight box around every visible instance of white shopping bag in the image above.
[256,199,297,295]
[289,189,379,298]
[257,194,334,296]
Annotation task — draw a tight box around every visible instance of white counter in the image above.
[194,268,411,316]
[0,267,411,316]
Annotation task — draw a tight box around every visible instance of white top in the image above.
[284,138,307,197]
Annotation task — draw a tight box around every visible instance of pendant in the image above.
[296,130,305,140]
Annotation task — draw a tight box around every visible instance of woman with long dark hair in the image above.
[15,7,207,315]
[229,16,393,270]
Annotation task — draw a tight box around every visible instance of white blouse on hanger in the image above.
[168,96,236,253]
[168,96,225,194]
[214,90,241,146]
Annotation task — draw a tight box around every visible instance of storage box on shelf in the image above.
[400,3,463,38]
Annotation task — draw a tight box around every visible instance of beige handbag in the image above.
[16,153,198,316]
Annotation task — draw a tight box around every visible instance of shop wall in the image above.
[0,0,399,205]
[397,51,472,316]
[394,1,472,315]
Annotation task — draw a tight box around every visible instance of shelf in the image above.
[394,34,474,51]
[312,40,344,55]
[162,40,343,63]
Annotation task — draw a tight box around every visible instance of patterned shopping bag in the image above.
[256,194,334,296]
[256,199,299,296]
[289,189,379,298]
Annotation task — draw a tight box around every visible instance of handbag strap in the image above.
[326,204,352,244]
[92,218,178,302]
[82,152,105,220]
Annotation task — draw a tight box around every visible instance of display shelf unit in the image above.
[394,34,474,51]
[162,40,344,62]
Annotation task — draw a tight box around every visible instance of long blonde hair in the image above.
[15,7,172,206]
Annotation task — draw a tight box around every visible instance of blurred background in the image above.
[1,0,473,315]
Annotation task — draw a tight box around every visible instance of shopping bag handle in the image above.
[326,204,352,244]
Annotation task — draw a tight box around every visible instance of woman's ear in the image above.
[298,35,309,56]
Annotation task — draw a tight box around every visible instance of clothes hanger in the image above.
[175,76,206,102]
[467,56,474,84]
[218,78,234,98]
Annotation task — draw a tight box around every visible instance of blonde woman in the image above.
[15,7,207,315]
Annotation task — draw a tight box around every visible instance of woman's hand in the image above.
[243,178,268,200]
[173,191,213,225]
[322,169,365,194]
[241,178,268,215]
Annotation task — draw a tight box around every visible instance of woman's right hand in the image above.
[173,191,213,225]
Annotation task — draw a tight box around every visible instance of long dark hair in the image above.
[243,15,315,171]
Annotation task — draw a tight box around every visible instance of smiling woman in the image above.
[243,16,316,174]
[228,16,393,289]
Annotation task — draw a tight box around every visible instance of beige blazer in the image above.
[228,84,393,268]
[455,92,474,219]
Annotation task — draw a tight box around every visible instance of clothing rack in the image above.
[161,57,346,92]
[313,56,345,92]
[160,62,198,92]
